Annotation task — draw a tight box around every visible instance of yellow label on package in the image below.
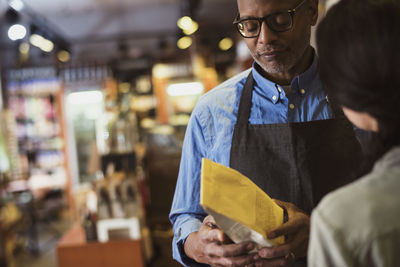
[200,158,285,247]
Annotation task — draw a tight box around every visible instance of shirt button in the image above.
[272,95,277,100]
[289,104,295,109]
[300,89,306,94]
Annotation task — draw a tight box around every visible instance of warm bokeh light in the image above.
[153,64,169,79]
[219,37,233,51]
[178,16,199,35]
[57,50,70,63]
[167,82,204,96]
[19,42,29,54]
[177,36,192,49]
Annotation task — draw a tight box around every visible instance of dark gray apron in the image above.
[229,73,362,266]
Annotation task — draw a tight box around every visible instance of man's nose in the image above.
[258,21,279,44]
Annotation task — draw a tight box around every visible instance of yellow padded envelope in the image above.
[200,158,285,246]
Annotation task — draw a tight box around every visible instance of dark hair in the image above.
[317,0,400,170]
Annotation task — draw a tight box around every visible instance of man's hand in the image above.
[184,215,258,267]
[254,200,310,267]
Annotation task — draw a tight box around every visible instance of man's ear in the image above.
[309,0,319,26]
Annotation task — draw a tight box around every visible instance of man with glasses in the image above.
[170,0,362,266]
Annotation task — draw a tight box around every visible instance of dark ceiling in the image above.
[0,0,239,67]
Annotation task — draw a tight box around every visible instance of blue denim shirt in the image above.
[169,54,333,266]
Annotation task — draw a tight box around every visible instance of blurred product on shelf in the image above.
[109,112,138,154]
[94,170,142,221]
[1,111,22,180]
[60,150,152,265]
[75,147,146,241]
[83,210,98,242]
[0,200,22,267]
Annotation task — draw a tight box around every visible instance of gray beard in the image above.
[255,59,288,74]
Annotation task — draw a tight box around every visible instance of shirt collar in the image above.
[291,50,318,94]
[251,62,281,103]
[251,49,319,104]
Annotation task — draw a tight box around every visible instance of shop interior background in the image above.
[0,0,338,267]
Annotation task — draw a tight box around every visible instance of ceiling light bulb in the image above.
[9,0,24,11]
[183,21,198,35]
[177,16,193,30]
[30,34,54,52]
[41,40,54,52]
[29,34,43,47]
[8,24,26,41]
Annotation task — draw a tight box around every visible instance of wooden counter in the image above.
[56,223,144,267]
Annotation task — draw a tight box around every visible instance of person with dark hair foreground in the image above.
[308,0,400,266]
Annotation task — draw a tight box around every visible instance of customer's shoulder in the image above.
[315,179,366,222]
[315,169,400,238]
[193,69,250,114]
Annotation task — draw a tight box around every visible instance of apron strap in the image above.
[328,98,347,120]
[236,72,254,125]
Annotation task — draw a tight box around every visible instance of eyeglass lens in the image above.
[237,12,292,37]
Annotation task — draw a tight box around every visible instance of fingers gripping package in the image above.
[200,158,285,248]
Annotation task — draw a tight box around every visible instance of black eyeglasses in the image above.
[233,0,308,38]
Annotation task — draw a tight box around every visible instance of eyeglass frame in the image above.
[233,0,309,38]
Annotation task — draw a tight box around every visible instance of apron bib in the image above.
[229,73,362,266]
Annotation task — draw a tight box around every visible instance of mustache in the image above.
[256,45,286,55]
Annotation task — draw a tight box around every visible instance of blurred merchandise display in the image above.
[74,155,148,245]
[1,51,225,267]
[5,69,67,189]
[0,115,11,176]
[1,69,70,263]
[64,69,143,185]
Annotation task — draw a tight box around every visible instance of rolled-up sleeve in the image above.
[169,107,210,266]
